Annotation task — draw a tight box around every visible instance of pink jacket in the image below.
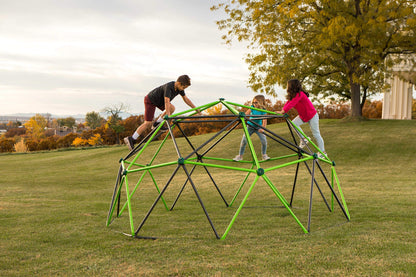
[283,91,317,122]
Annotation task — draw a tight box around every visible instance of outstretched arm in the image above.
[182,95,200,113]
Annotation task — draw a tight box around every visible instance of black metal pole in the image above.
[183,117,241,160]
[307,159,316,232]
[315,162,350,220]
[289,162,300,207]
[198,121,240,158]
[181,164,220,239]
[135,165,181,236]
[172,120,230,207]
[200,159,229,207]
[170,163,198,210]
[107,165,123,223]
[302,159,331,211]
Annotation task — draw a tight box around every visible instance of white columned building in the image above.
[382,56,415,120]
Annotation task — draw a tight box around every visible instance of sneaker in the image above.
[262,154,270,160]
[123,136,136,151]
[317,152,327,159]
[152,121,168,132]
[233,155,243,161]
[299,137,310,148]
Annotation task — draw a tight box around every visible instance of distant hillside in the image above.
[0,112,138,123]
[0,113,85,124]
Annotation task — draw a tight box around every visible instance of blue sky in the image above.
[0,0,286,117]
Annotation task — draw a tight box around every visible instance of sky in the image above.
[0,0,287,117]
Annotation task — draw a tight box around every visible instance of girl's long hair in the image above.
[286,79,309,100]
[252,95,266,109]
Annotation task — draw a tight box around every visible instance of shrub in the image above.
[316,101,351,119]
[72,137,89,147]
[37,136,59,151]
[5,128,26,138]
[14,140,28,153]
[0,138,15,152]
[25,140,39,151]
[362,100,382,118]
[119,116,144,139]
[57,133,78,148]
[88,134,103,146]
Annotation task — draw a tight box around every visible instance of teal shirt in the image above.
[247,106,266,128]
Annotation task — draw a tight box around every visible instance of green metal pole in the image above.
[261,174,289,206]
[225,100,275,115]
[332,167,350,220]
[184,160,256,174]
[126,161,178,174]
[124,175,135,235]
[119,170,148,216]
[264,156,314,172]
[106,175,124,226]
[127,123,166,171]
[240,115,261,169]
[171,100,220,117]
[262,175,308,234]
[220,101,240,115]
[148,132,170,165]
[229,163,255,206]
[287,118,328,159]
[221,175,260,240]
[331,166,335,212]
[147,169,169,211]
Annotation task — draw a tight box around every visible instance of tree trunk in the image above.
[350,82,362,117]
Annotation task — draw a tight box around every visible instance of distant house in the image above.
[54,126,79,137]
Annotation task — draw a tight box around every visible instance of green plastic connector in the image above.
[239,111,246,117]
[332,161,336,166]
[283,113,289,118]
[163,115,169,120]
[178,158,185,165]
[219,98,225,101]
[119,158,124,163]
[123,170,128,176]
[257,168,264,176]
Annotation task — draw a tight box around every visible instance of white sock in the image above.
[156,117,163,123]
[132,132,139,140]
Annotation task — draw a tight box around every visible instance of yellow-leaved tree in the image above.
[72,137,88,147]
[24,114,47,140]
[88,134,103,146]
[205,104,223,115]
[212,0,416,118]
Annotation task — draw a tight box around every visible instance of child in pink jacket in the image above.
[276,79,326,157]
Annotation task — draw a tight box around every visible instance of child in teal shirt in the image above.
[233,95,270,161]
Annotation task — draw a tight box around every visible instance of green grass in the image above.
[1,119,415,276]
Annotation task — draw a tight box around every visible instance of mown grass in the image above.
[0,119,415,276]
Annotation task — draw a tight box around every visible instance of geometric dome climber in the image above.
[106,98,350,240]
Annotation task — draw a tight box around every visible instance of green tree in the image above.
[85,111,104,130]
[57,117,76,129]
[212,0,416,118]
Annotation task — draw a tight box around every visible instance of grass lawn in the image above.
[0,119,415,276]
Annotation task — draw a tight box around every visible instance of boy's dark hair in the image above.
[287,79,309,100]
[177,75,191,86]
